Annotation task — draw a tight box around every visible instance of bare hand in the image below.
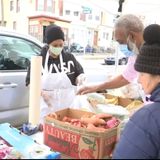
[76,85,97,95]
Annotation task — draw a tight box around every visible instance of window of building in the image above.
[65,10,70,15]
[80,13,86,21]
[36,0,55,12]
[29,25,39,34]
[13,21,16,30]
[103,32,109,40]
[16,0,20,12]
[0,21,7,27]
[46,0,55,13]
[95,15,100,21]
[10,0,14,11]
[73,11,79,16]
[36,0,44,11]
[88,14,92,20]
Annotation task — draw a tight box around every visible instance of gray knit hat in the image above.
[45,24,64,44]
[134,24,160,75]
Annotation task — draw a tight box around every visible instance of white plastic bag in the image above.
[69,95,95,113]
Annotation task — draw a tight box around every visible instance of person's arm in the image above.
[69,53,85,85]
[25,65,31,86]
[96,74,129,90]
[25,45,48,86]
[77,74,129,95]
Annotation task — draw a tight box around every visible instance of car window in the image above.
[0,35,41,71]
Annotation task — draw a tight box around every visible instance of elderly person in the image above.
[113,24,160,159]
[77,14,144,95]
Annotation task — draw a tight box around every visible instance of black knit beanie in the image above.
[45,24,64,44]
[134,24,160,75]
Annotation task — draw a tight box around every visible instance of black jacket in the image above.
[26,45,84,86]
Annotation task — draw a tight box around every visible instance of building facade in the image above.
[0,0,116,51]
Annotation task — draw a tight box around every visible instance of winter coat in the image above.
[113,84,160,159]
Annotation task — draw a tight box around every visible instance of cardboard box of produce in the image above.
[87,93,143,115]
[44,108,120,159]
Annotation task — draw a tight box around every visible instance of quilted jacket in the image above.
[113,84,160,159]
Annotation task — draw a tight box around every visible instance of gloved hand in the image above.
[76,74,86,86]
[41,90,52,107]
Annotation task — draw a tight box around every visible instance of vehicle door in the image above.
[0,35,41,114]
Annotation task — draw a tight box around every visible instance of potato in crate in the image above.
[44,108,120,159]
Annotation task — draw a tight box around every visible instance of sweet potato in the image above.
[80,117,106,126]
[106,117,120,128]
[92,113,112,120]
[47,113,57,119]
[87,123,106,132]
[62,116,72,122]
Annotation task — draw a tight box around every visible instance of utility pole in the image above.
[1,0,4,26]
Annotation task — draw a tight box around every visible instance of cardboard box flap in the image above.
[52,108,95,120]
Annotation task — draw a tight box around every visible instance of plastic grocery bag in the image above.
[69,95,95,113]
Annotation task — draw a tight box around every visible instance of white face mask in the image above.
[49,45,63,56]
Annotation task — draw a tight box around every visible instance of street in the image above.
[75,54,126,84]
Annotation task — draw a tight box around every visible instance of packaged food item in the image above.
[87,93,106,108]
[0,123,61,159]
[126,100,143,115]
[105,97,118,105]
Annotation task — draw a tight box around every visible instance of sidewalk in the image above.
[76,53,107,60]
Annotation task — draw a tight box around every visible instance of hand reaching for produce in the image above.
[41,91,52,107]
[77,85,98,95]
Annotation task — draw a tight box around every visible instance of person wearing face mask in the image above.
[77,14,144,99]
[119,44,134,57]
[112,24,160,159]
[26,24,85,86]
[26,24,85,114]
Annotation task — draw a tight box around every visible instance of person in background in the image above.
[112,24,160,159]
[26,24,85,87]
[77,14,144,96]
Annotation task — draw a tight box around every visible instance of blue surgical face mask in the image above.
[119,44,134,57]
[127,37,139,55]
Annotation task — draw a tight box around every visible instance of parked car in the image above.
[70,43,84,53]
[104,49,129,65]
[0,27,44,127]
